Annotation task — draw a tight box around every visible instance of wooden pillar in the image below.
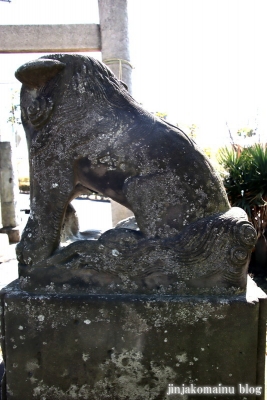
[98,0,134,225]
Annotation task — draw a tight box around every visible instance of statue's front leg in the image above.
[16,174,75,266]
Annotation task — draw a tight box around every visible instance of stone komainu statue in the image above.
[15,54,256,294]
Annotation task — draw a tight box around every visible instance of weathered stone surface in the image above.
[19,207,256,295]
[14,54,256,293]
[0,24,101,53]
[1,278,266,400]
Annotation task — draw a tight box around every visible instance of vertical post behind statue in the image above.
[98,0,134,226]
[0,142,20,242]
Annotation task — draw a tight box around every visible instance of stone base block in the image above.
[0,227,20,244]
[1,278,266,400]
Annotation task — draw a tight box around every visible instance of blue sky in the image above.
[0,0,266,148]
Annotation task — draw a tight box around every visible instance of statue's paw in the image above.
[16,234,54,266]
[16,239,33,266]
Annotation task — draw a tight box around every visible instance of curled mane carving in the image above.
[42,54,133,109]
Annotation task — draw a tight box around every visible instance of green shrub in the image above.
[218,144,267,274]
[218,144,267,236]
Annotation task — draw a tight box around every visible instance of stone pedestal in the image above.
[1,278,266,400]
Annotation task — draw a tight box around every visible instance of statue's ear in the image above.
[15,59,65,88]
[119,80,128,91]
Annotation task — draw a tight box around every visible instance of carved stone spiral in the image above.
[238,222,257,247]
[230,246,249,266]
[27,96,54,128]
